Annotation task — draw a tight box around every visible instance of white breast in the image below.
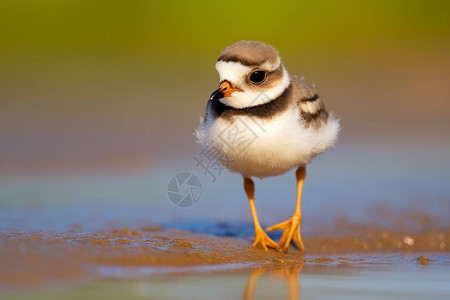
[195,105,340,178]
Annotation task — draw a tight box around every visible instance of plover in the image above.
[196,41,340,252]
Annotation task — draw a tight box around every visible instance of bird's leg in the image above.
[266,166,306,252]
[244,177,279,251]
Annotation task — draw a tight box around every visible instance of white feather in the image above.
[195,105,340,178]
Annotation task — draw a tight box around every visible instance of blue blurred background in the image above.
[1,0,449,233]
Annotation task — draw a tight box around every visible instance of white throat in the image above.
[215,61,290,109]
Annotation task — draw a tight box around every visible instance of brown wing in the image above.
[293,76,329,130]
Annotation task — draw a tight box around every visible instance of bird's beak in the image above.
[209,81,240,101]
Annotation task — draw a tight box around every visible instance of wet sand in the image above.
[1,224,449,299]
[1,163,449,299]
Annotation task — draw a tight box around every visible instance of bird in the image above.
[195,41,340,252]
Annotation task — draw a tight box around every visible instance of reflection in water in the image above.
[244,263,304,300]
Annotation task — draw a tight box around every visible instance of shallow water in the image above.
[1,145,449,299]
[2,253,450,300]
[1,223,449,299]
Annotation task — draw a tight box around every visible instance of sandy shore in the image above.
[1,225,449,290]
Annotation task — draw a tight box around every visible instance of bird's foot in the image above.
[252,226,279,251]
[266,214,304,252]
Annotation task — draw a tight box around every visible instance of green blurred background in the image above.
[1,0,449,176]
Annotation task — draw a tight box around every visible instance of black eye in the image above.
[249,70,266,84]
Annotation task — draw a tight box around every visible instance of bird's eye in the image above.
[248,70,266,84]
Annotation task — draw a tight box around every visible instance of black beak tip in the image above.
[209,89,224,101]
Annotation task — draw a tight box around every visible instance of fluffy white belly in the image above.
[196,108,339,178]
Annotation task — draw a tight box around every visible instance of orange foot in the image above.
[253,226,279,251]
[266,213,304,252]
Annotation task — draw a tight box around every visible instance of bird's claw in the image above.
[252,227,280,251]
[266,214,304,252]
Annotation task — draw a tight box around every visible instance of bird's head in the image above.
[209,41,290,109]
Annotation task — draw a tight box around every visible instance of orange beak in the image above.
[209,81,241,100]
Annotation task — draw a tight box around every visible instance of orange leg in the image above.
[244,177,279,251]
[267,166,306,252]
